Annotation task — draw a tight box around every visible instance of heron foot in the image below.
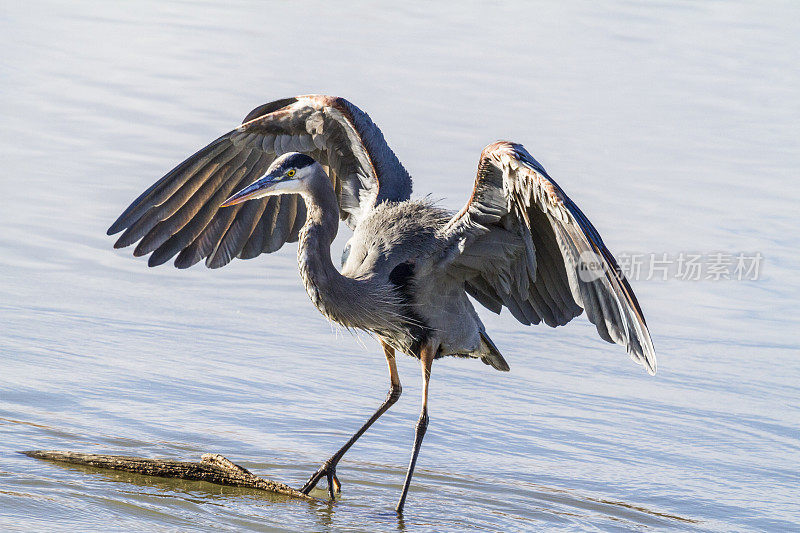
[300,459,341,500]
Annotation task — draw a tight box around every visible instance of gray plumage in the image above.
[107,95,656,512]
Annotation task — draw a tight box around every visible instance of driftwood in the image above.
[22,450,318,502]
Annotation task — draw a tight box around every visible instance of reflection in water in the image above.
[1,0,799,531]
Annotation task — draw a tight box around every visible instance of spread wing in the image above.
[108,95,412,268]
[439,141,656,374]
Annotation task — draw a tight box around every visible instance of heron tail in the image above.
[479,331,510,372]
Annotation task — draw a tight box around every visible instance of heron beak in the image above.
[220,173,281,207]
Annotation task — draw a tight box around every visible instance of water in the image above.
[1,1,798,531]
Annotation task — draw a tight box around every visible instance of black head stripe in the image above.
[281,152,316,172]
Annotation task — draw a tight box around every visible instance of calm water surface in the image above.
[1,1,799,531]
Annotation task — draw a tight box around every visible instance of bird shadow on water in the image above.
[320,462,701,531]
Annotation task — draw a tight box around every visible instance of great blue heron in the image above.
[108,95,656,513]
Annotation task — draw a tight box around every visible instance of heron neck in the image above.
[296,170,403,333]
[298,172,340,269]
[296,172,375,330]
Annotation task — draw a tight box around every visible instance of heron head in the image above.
[221,152,317,207]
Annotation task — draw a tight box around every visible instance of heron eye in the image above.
[286,169,296,177]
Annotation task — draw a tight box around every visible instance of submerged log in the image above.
[22,450,318,501]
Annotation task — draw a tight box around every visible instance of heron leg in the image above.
[395,342,435,514]
[300,342,402,499]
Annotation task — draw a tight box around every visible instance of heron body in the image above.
[109,95,656,513]
[293,178,491,362]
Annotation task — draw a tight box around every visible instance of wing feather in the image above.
[147,152,256,267]
[136,148,256,257]
[115,143,240,249]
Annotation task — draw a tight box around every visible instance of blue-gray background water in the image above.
[1,1,798,531]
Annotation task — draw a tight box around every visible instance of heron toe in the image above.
[300,461,341,500]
